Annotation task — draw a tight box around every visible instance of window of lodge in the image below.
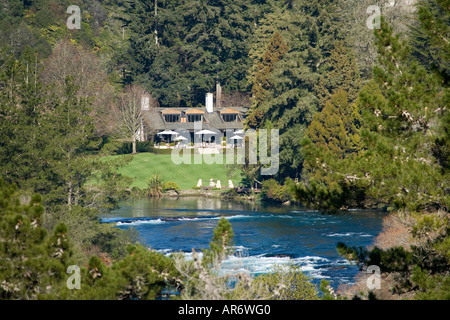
[164,114,180,122]
[222,114,238,122]
[187,114,203,122]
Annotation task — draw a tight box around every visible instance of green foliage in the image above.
[110,245,180,300]
[336,242,367,267]
[126,0,267,106]
[246,31,288,129]
[411,265,450,300]
[305,90,363,157]
[319,280,337,300]
[46,205,133,263]
[0,179,72,299]
[315,41,362,108]
[67,244,180,300]
[90,156,134,210]
[244,265,319,300]
[295,88,366,211]
[356,18,448,212]
[367,246,412,273]
[260,179,292,203]
[298,17,449,212]
[163,181,180,193]
[410,0,449,81]
[117,141,154,155]
[147,174,164,198]
[245,0,350,178]
[203,217,234,267]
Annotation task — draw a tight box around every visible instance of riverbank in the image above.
[337,209,449,300]
[135,188,258,204]
[336,212,415,299]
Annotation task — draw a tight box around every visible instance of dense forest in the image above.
[0,0,448,300]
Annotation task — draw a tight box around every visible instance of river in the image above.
[101,197,386,290]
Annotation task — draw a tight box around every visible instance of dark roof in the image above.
[144,107,248,131]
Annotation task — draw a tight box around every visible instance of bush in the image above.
[117,141,153,154]
[147,174,164,197]
[233,265,319,300]
[367,246,412,272]
[163,181,180,193]
[260,179,292,203]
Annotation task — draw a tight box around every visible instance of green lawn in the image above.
[109,152,241,190]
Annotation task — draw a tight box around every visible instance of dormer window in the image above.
[185,108,206,122]
[162,109,181,122]
[220,108,240,122]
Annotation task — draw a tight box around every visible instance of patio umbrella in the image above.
[157,130,178,143]
[234,129,244,134]
[195,129,217,145]
[157,130,179,135]
[174,136,188,141]
[230,135,243,147]
[195,129,217,135]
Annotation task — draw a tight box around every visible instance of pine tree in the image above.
[245,0,343,179]
[245,31,288,129]
[356,18,448,212]
[410,0,449,82]
[305,89,362,158]
[295,89,365,210]
[0,180,73,299]
[41,76,98,206]
[127,0,267,107]
[314,41,362,109]
[203,217,234,267]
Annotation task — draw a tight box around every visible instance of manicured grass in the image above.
[109,152,241,190]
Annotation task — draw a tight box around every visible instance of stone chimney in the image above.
[216,82,222,109]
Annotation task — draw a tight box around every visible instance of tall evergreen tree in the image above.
[245,0,345,179]
[295,90,365,210]
[314,41,362,109]
[410,0,449,82]
[305,89,363,158]
[245,31,288,129]
[0,180,73,299]
[126,0,268,107]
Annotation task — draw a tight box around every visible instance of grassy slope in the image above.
[111,153,241,190]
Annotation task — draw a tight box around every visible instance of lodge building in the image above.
[141,91,249,145]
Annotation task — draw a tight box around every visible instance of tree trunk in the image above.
[68,181,72,206]
[132,136,137,154]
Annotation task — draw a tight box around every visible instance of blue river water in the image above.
[101,197,386,290]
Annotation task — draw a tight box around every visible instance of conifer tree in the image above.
[245,0,345,178]
[245,31,288,129]
[305,89,363,158]
[410,0,449,82]
[295,89,365,210]
[203,217,234,267]
[314,41,362,109]
[355,18,447,211]
[0,180,73,299]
